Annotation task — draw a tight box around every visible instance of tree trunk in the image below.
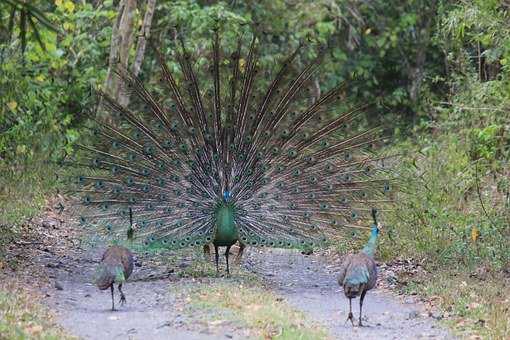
[100,0,157,123]
[99,0,125,122]
[114,0,137,104]
[118,0,157,107]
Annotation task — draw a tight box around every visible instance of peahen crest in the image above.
[68,28,393,253]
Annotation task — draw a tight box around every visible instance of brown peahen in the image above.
[337,208,380,326]
[69,27,393,276]
[94,245,134,311]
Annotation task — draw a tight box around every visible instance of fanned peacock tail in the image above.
[67,28,394,252]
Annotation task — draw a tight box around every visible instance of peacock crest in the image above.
[68,27,393,256]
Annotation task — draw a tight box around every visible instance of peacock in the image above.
[94,244,134,311]
[68,27,392,276]
[337,208,379,326]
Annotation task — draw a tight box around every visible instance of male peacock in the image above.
[337,208,379,326]
[70,28,392,275]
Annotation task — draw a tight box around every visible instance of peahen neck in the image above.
[361,226,379,258]
[213,202,238,247]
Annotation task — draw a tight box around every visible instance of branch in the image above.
[438,101,508,113]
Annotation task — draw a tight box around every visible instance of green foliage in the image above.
[470,124,505,162]
[151,0,446,119]
[382,128,510,270]
[438,0,510,76]
[0,0,58,53]
[379,1,510,273]
[1,1,115,165]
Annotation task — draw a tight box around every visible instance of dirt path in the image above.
[42,243,243,340]
[45,244,455,339]
[244,248,455,340]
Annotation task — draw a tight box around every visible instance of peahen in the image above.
[337,208,379,326]
[70,28,392,276]
[94,245,134,311]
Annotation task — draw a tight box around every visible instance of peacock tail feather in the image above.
[67,28,394,252]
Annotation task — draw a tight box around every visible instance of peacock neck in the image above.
[213,202,238,246]
[361,231,379,258]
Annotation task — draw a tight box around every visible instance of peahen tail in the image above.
[67,27,394,251]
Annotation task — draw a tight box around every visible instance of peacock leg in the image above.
[359,290,367,327]
[345,298,354,326]
[225,245,232,276]
[214,244,220,275]
[110,285,115,311]
[234,242,245,264]
[203,244,211,259]
[118,283,126,305]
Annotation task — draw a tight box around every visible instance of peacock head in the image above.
[223,191,232,202]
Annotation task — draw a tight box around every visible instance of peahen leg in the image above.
[346,298,354,326]
[214,244,220,275]
[225,245,232,276]
[359,290,367,326]
[110,285,115,311]
[118,283,126,306]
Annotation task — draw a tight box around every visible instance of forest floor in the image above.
[0,199,455,340]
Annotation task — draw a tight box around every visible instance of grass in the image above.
[170,253,327,339]
[401,269,510,339]
[181,281,328,339]
[0,284,73,340]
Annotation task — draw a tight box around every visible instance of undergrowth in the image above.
[0,284,72,340]
[381,134,510,270]
[0,161,65,256]
[378,77,510,339]
[402,270,510,339]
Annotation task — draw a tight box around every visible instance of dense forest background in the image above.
[0,1,509,338]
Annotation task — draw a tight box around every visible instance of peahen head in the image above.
[370,225,380,238]
[362,208,380,258]
[223,191,232,203]
[370,208,380,237]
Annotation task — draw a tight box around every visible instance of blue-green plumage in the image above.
[214,202,238,247]
[361,227,379,258]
